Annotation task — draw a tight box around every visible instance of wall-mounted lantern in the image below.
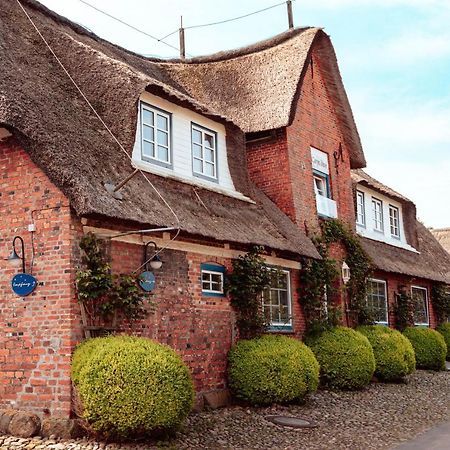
[6,236,37,296]
[342,261,351,285]
[138,241,163,292]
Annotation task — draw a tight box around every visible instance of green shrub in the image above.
[72,336,194,437]
[437,323,450,360]
[403,327,447,371]
[306,326,375,390]
[228,335,319,405]
[357,325,415,381]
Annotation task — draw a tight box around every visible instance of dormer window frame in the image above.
[372,197,384,233]
[191,122,219,183]
[356,190,366,227]
[389,204,400,239]
[140,101,173,169]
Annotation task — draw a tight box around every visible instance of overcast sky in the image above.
[37,0,450,228]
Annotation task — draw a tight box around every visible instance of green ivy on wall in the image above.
[394,286,415,331]
[300,219,374,334]
[431,283,450,325]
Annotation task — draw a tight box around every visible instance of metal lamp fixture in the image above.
[143,241,163,271]
[342,261,351,285]
[7,236,26,274]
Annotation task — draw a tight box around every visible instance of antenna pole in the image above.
[179,16,186,60]
[287,0,294,29]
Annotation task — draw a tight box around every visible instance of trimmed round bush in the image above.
[72,336,194,437]
[306,326,376,390]
[403,327,447,371]
[228,335,319,405]
[437,323,450,360]
[357,325,415,381]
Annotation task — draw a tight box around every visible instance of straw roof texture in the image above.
[361,222,450,283]
[0,0,320,258]
[163,29,366,168]
[431,228,450,256]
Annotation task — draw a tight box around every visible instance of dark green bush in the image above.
[306,326,375,390]
[357,325,415,381]
[228,335,319,405]
[437,323,450,360]
[72,336,194,437]
[403,327,447,371]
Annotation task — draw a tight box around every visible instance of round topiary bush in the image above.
[357,325,415,381]
[228,335,319,405]
[72,336,194,438]
[437,323,450,360]
[306,326,376,390]
[403,327,447,371]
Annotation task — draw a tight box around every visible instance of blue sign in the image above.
[139,271,156,292]
[11,273,37,297]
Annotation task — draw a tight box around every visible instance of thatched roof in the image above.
[361,222,450,284]
[431,228,450,256]
[0,0,320,258]
[351,169,418,249]
[352,170,450,283]
[163,29,366,168]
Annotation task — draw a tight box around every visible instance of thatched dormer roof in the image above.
[0,0,321,258]
[431,228,450,256]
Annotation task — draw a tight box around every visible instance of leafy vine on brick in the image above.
[394,286,415,331]
[226,246,280,340]
[301,219,374,333]
[431,283,450,325]
[76,233,151,329]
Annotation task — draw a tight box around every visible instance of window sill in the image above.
[267,325,294,333]
[132,159,255,203]
[201,292,226,298]
[414,323,429,328]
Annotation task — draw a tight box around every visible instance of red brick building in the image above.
[1,0,449,419]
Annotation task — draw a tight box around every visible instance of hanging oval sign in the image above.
[11,273,37,297]
[139,271,156,292]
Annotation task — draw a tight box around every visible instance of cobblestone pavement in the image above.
[1,370,449,450]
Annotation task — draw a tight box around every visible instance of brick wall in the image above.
[247,50,355,235]
[0,137,82,418]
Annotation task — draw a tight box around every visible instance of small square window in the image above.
[201,264,225,296]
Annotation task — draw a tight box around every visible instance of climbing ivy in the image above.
[300,219,374,333]
[394,287,415,331]
[76,233,150,328]
[226,246,280,340]
[431,283,450,325]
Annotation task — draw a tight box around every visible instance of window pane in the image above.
[366,280,387,323]
[157,114,168,131]
[412,288,428,324]
[193,143,202,158]
[157,145,169,162]
[142,125,154,142]
[142,109,154,125]
[157,130,168,146]
[205,162,215,177]
[192,129,202,144]
[193,158,202,173]
[205,148,215,163]
[204,133,215,148]
[142,141,154,158]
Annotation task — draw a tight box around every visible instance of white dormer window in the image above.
[191,123,218,181]
[389,205,400,238]
[356,191,365,226]
[372,198,383,232]
[140,102,172,168]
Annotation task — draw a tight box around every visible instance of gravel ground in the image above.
[1,370,449,450]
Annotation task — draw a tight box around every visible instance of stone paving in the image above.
[1,370,449,449]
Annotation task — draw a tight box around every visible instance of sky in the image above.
[37,0,450,228]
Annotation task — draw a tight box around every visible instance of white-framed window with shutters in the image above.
[389,205,400,238]
[366,279,388,324]
[191,123,218,182]
[262,270,292,329]
[356,191,366,226]
[140,102,172,168]
[372,198,384,232]
[411,286,429,326]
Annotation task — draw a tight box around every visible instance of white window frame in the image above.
[191,123,218,182]
[356,190,366,227]
[372,198,384,233]
[411,286,429,326]
[201,269,224,295]
[262,270,292,328]
[389,205,400,239]
[366,278,388,325]
[140,102,172,168]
